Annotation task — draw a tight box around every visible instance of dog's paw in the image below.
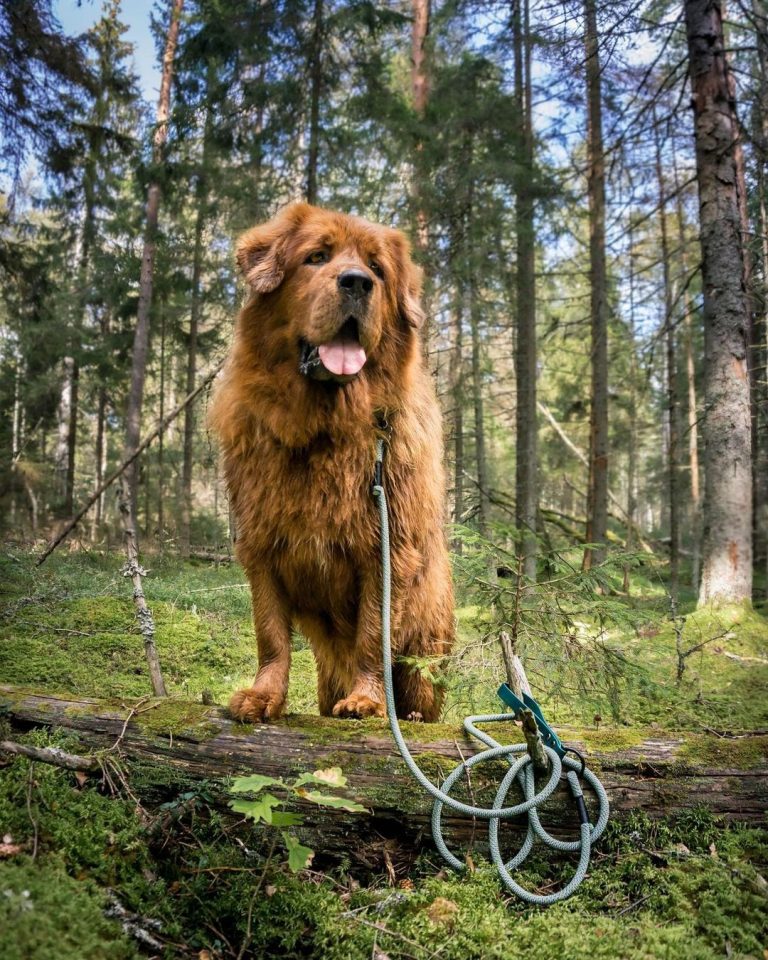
[229,686,285,723]
[332,694,386,719]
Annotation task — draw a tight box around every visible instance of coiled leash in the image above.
[371,438,610,905]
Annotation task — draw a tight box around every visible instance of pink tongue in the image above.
[318,339,367,377]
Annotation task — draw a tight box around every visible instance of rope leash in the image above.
[372,438,610,905]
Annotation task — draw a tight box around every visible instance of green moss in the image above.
[678,733,768,770]
[0,859,138,960]
[130,699,222,740]
[563,725,648,753]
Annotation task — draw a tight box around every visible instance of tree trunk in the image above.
[684,0,753,606]
[582,0,609,570]
[753,0,768,598]
[180,95,213,559]
[672,137,702,590]
[653,109,680,601]
[1,686,765,850]
[64,360,79,517]
[157,304,166,544]
[450,284,465,549]
[513,0,537,582]
[624,218,638,593]
[411,0,430,256]
[92,385,107,539]
[469,278,488,534]
[122,0,184,527]
[305,0,323,204]
[55,357,75,507]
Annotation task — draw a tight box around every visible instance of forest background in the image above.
[1,1,768,959]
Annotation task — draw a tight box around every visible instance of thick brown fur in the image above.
[209,203,454,723]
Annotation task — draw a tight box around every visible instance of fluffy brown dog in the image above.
[209,203,454,723]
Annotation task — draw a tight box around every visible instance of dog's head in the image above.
[235,203,424,385]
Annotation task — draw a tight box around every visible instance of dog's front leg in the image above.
[230,567,291,722]
[331,571,386,719]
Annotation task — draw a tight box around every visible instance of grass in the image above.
[0,545,767,958]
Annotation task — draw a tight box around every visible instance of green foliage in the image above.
[0,724,766,960]
[448,524,768,731]
[228,766,364,871]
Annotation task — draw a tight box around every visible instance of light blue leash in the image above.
[371,438,610,905]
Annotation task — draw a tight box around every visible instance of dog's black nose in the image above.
[338,269,373,297]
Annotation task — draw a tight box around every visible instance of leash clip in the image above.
[497,683,566,758]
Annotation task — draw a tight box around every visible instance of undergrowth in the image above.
[0,729,766,959]
[1,546,767,958]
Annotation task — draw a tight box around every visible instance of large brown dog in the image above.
[209,203,454,723]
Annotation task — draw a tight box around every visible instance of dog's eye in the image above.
[369,260,383,279]
[305,251,328,265]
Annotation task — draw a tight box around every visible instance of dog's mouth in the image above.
[299,317,367,383]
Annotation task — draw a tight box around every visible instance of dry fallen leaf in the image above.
[0,842,23,858]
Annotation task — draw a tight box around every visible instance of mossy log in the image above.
[2,685,766,862]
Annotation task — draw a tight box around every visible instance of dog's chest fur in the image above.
[230,429,381,610]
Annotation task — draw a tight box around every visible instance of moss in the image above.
[677,733,768,770]
[131,699,222,740]
[0,859,138,960]
[566,725,648,753]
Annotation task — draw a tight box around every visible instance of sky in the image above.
[53,0,158,104]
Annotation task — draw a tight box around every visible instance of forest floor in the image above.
[0,546,767,959]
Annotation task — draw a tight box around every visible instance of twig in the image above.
[1,739,98,772]
[615,893,652,916]
[108,696,153,752]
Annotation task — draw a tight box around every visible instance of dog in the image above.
[209,203,454,722]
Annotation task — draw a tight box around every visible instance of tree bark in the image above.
[672,136,702,591]
[122,0,184,526]
[513,0,537,583]
[653,109,680,601]
[684,0,753,606]
[624,218,638,593]
[411,0,430,256]
[1,687,765,847]
[582,0,609,571]
[469,278,488,535]
[753,0,768,598]
[305,0,323,204]
[450,281,465,548]
[180,94,213,558]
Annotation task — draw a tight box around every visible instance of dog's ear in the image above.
[236,203,312,293]
[388,230,426,329]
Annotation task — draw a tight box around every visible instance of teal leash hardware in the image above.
[371,438,610,905]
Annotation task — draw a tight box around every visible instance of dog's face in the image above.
[235,203,424,385]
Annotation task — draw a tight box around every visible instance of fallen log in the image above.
[1,685,765,863]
